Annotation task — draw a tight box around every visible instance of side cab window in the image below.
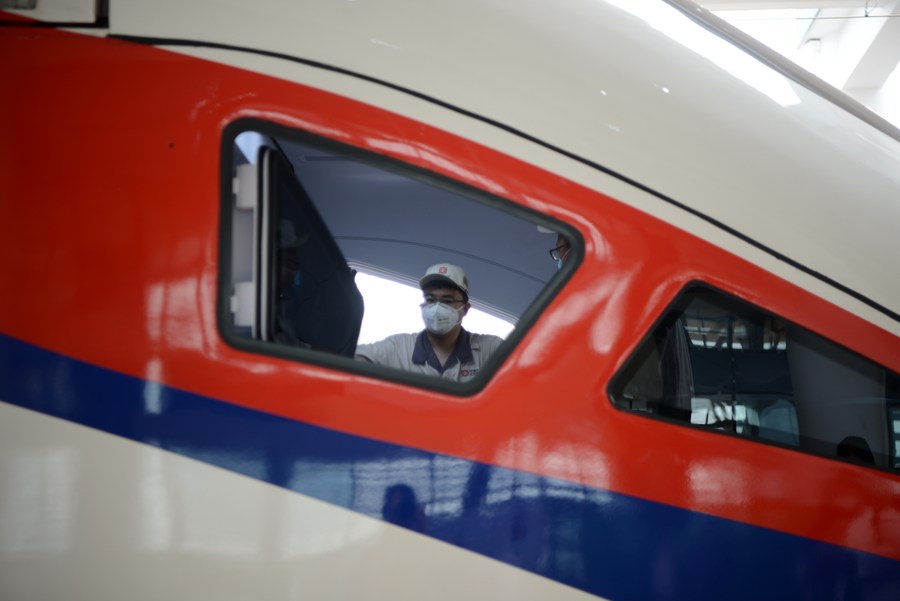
[220,120,576,390]
[610,285,900,471]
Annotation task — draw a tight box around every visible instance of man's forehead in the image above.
[423,284,463,297]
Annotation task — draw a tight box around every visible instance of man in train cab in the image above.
[549,234,570,270]
[355,263,504,382]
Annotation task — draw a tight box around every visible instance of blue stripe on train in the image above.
[1,333,897,600]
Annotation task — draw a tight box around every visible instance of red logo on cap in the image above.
[439,266,448,274]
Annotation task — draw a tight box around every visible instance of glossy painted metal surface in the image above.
[107,0,900,332]
[2,4,900,601]
[2,337,897,600]
[0,402,604,601]
[3,0,96,22]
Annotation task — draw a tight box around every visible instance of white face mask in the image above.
[421,302,463,335]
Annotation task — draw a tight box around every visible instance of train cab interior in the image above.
[221,120,568,367]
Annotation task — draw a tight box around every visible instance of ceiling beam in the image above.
[842,1,900,88]
[700,1,872,8]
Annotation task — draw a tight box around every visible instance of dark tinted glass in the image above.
[610,286,899,470]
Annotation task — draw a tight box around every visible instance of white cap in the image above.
[419,263,469,298]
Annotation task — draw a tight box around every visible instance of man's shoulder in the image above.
[468,332,505,349]
[469,332,504,342]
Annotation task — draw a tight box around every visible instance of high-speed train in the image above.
[2,0,899,599]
